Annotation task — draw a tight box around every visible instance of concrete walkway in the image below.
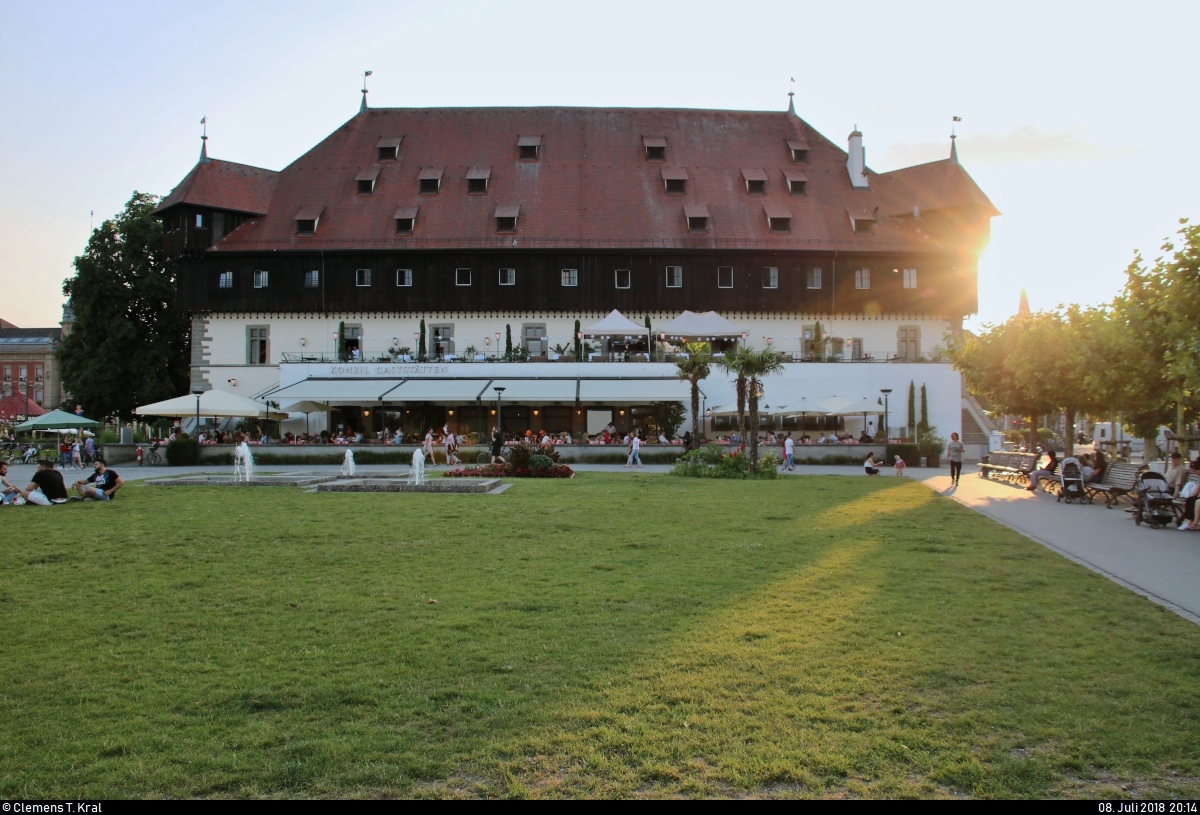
[914,464,1200,625]
[11,459,1197,625]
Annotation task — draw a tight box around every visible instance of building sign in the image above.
[329,364,450,377]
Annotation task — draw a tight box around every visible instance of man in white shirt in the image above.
[626,432,643,468]
[783,433,795,471]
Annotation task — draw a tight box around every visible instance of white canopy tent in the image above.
[135,391,288,420]
[581,310,648,337]
[658,311,747,341]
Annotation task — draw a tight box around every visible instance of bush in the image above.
[670,445,777,479]
[886,443,920,468]
[529,454,554,474]
[165,438,198,466]
[444,462,574,479]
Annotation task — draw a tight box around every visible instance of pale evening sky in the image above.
[1,0,1196,330]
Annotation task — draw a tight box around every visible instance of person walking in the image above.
[70,439,83,470]
[946,432,966,486]
[782,432,795,471]
[423,428,438,465]
[490,426,505,464]
[626,431,643,468]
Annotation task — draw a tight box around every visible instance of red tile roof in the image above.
[154,158,279,216]
[194,107,995,253]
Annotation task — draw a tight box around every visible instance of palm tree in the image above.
[742,348,787,472]
[674,341,712,448]
[714,347,751,446]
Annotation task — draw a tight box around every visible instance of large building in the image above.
[155,95,997,443]
[0,305,73,414]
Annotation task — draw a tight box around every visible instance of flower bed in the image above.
[444,463,575,479]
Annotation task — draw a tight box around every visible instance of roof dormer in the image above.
[742,167,767,195]
[661,167,688,194]
[642,136,666,161]
[294,205,324,234]
[418,167,444,194]
[848,207,878,235]
[684,203,710,231]
[355,166,381,194]
[376,136,403,161]
[517,135,542,160]
[466,166,492,194]
[786,138,809,163]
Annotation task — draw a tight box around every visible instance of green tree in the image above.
[742,348,786,472]
[58,192,190,422]
[919,383,929,433]
[907,381,916,438]
[505,324,513,359]
[418,319,427,359]
[337,320,346,360]
[714,347,749,445]
[573,319,581,359]
[674,342,712,447]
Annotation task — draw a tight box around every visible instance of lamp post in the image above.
[494,386,506,441]
[192,389,203,441]
[880,388,893,441]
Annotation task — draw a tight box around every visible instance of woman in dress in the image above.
[423,428,438,465]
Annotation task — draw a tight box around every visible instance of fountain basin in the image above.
[145,474,337,487]
[317,478,502,494]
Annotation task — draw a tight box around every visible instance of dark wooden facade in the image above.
[174,248,977,317]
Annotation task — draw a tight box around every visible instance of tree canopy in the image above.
[58,192,191,422]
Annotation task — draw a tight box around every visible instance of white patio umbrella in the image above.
[282,400,331,436]
[826,397,886,438]
[135,391,288,420]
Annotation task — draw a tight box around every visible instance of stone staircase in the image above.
[961,408,989,445]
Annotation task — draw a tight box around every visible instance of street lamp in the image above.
[494,386,506,440]
[880,388,893,441]
[192,389,203,441]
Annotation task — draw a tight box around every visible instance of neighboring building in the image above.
[155,94,997,443]
[0,304,72,412]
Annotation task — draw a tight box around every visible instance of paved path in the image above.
[913,464,1200,625]
[11,459,1197,624]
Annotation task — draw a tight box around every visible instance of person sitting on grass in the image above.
[72,458,123,502]
[863,452,881,476]
[1026,449,1059,492]
[0,460,21,505]
[13,460,70,506]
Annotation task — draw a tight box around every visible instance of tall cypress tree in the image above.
[919,383,930,433]
[574,319,581,358]
[505,324,513,359]
[418,319,427,359]
[907,380,917,438]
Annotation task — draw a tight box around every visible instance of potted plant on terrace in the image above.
[918,428,946,468]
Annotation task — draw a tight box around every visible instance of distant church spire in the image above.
[950,115,962,163]
[199,116,209,163]
[787,77,796,115]
[360,70,373,112]
[1018,287,1031,316]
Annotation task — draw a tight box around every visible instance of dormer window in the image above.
[495,204,520,232]
[784,170,807,195]
[355,166,381,194]
[418,167,443,194]
[394,205,419,234]
[517,135,542,160]
[467,166,492,194]
[763,204,792,233]
[787,138,809,163]
[661,167,688,194]
[643,136,666,161]
[293,205,323,234]
[376,136,403,161]
[742,168,767,194]
[684,203,710,232]
[848,208,878,235]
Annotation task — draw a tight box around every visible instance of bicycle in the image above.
[145,442,163,466]
[476,446,511,464]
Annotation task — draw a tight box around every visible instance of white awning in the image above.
[268,379,406,403]
[577,379,696,402]
[488,379,579,401]
[388,379,494,401]
[658,310,747,339]
[582,309,647,336]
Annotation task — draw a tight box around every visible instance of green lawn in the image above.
[1,474,1198,799]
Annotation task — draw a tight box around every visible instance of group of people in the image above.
[0,458,122,507]
[1166,452,1200,531]
[1025,449,1109,492]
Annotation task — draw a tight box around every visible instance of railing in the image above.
[278,351,950,365]
[210,235,924,252]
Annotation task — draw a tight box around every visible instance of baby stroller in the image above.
[1055,457,1087,504]
[1131,471,1175,528]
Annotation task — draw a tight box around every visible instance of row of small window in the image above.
[223,267,918,290]
[2,365,43,380]
[369,135,807,167]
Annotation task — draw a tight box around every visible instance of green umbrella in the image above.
[14,409,102,432]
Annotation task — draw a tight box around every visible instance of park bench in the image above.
[979,451,1039,484]
[1085,462,1143,508]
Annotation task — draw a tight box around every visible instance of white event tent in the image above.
[135,391,288,420]
[658,311,747,341]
